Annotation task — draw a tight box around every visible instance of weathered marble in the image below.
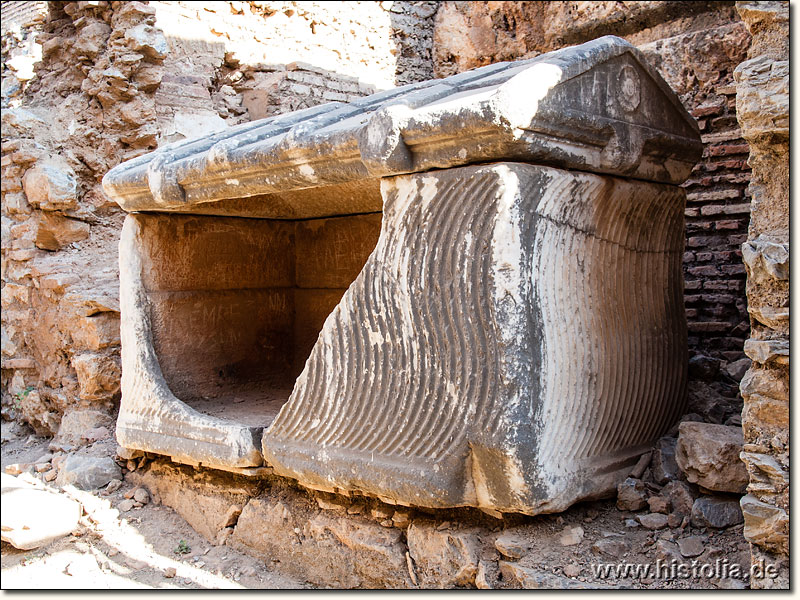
[104,36,700,514]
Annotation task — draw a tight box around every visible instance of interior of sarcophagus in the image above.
[137,210,382,428]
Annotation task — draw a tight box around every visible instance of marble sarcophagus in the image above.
[102,36,702,515]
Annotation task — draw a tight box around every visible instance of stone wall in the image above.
[0,0,436,435]
[432,1,753,364]
[732,0,789,588]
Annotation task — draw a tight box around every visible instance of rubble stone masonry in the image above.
[732,0,788,588]
[1,1,436,432]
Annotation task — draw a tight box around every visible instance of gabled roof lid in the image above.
[102,36,702,215]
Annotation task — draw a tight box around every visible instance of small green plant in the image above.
[13,386,34,409]
[174,539,191,555]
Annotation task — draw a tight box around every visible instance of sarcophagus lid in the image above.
[103,36,701,514]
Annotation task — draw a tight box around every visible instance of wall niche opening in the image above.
[138,211,383,429]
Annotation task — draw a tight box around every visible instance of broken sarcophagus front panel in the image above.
[102,36,702,512]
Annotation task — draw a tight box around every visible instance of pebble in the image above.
[690,496,743,529]
[436,521,450,531]
[106,479,123,494]
[559,525,584,546]
[655,540,682,563]
[637,513,670,530]
[677,536,705,557]
[371,506,394,520]
[616,477,648,511]
[34,462,51,473]
[624,519,639,528]
[475,561,491,589]
[316,497,346,512]
[392,511,411,527]
[133,488,150,505]
[119,499,135,512]
[346,503,365,515]
[55,455,122,490]
[563,565,581,578]
[647,496,670,514]
[34,452,54,464]
[216,528,233,546]
[43,469,58,482]
[495,533,527,559]
[380,519,393,527]
[164,567,176,578]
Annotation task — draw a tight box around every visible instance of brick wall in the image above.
[682,90,751,361]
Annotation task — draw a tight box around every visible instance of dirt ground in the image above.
[1,419,306,590]
[1,416,753,591]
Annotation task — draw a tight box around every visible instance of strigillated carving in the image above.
[103,36,701,514]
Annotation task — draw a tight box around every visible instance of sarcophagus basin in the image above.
[102,36,702,515]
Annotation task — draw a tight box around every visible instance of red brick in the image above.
[713,250,739,261]
[721,159,750,170]
[720,264,746,276]
[695,252,713,261]
[715,219,743,230]
[689,265,720,277]
[701,129,743,144]
[687,189,741,203]
[687,222,713,232]
[684,176,714,188]
[712,172,750,185]
[705,144,750,157]
[701,294,736,304]
[700,205,724,216]
[683,252,695,263]
[710,115,740,129]
[684,207,700,217]
[684,280,702,290]
[687,235,726,248]
[703,280,744,291]
[685,309,698,318]
[684,294,702,304]
[688,322,732,333]
[691,100,725,118]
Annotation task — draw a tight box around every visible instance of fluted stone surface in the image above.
[262,163,688,513]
